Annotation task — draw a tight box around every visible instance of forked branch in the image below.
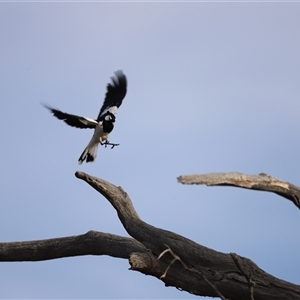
[75,171,300,300]
[1,172,300,300]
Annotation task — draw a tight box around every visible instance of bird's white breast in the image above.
[94,123,109,143]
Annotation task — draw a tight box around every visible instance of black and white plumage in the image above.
[44,70,127,164]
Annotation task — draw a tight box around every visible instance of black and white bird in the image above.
[43,70,127,164]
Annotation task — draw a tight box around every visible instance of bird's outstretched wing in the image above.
[43,104,98,129]
[97,70,127,121]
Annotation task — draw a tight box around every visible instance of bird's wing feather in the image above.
[43,104,97,129]
[97,70,127,121]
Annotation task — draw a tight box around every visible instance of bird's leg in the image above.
[101,140,120,149]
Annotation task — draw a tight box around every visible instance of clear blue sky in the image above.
[1,2,299,299]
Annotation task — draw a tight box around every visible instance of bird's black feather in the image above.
[97,70,127,121]
[43,104,96,129]
[86,153,95,163]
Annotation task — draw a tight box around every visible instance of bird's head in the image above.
[104,112,116,123]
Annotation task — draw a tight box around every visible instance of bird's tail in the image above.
[78,143,99,165]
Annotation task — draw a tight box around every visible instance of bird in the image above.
[43,70,127,164]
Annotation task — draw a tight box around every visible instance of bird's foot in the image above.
[101,140,120,149]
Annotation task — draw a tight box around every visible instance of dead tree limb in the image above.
[178,172,300,209]
[1,171,300,299]
[0,231,146,261]
[74,171,300,300]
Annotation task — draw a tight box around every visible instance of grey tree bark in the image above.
[1,171,299,300]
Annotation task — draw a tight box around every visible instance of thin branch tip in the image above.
[75,171,85,179]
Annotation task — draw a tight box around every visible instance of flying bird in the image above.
[43,70,127,164]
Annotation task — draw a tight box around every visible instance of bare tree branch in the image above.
[75,171,300,300]
[177,172,300,209]
[0,231,146,261]
[1,171,299,299]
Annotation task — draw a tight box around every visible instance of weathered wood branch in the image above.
[0,231,146,261]
[74,171,300,300]
[1,171,299,299]
[178,172,300,209]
